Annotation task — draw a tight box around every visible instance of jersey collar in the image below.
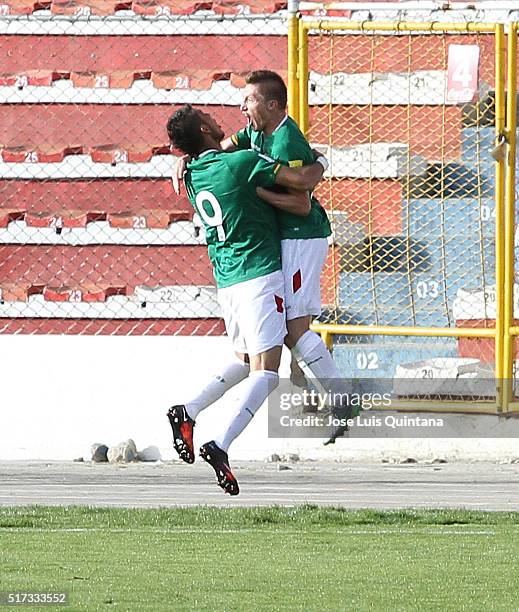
[198,148,219,158]
[273,114,288,133]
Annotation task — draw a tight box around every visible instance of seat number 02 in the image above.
[195,191,226,241]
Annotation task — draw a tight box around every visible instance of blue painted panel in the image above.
[339,272,412,314]
[333,342,458,381]
[403,198,498,240]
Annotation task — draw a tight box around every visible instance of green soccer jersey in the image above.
[231,115,332,240]
[185,148,283,289]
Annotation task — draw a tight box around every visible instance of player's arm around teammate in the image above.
[166,105,329,493]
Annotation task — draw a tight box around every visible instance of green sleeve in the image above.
[225,150,281,189]
[230,127,251,150]
[274,136,314,167]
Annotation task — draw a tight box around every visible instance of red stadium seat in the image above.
[0,282,44,301]
[0,105,460,161]
[309,33,495,83]
[299,4,351,17]
[0,0,50,15]
[212,1,287,14]
[456,321,497,364]
[43,284,127,302]
[70,71,138,89]
[107,209,191,228]
[0,6,487,339]
[50,0,131,15]
[24,210,98,228]
[0,70,62,87]
[131,1,211,15]
[0,145,83,163]
[0,106,243,157]
[0,0,291,14]
[309,106,463,160]
[89,144,163,164]
[314,179,403,236]
[0,209,25,228]
[151,70,227,91]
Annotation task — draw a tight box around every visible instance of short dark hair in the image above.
[245,70,287,109]
[167,104,204,157]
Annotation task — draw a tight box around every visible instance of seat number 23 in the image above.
[195,190,226,241]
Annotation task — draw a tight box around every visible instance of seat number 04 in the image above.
[195,191,226,241]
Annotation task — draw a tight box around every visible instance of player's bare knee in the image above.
[285,316,311,348]
[250,345,282,372]
[284,333,296,350]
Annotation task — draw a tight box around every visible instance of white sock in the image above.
[214,370,279,452]
[293,330,341,380]
[292,330,351,403]
[184,358,250,420]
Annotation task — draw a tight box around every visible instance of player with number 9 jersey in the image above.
[166,105,326,495]
[185,149,283,289]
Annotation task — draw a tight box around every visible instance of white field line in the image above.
[4,484,518,493]
[3,491,518,502]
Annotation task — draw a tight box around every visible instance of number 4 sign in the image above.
[447,44,480,103]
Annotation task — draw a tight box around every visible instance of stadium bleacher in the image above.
[0,0,510,380]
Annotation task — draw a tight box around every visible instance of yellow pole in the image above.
[298,21,309,136]
[287,9,300,125]
[320,331,333,350]
[301,21,497,33]
[494,24,506,410]
[503,24,518,411]
[311,323,496,338]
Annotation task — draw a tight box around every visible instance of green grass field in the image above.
[1,506,518,611]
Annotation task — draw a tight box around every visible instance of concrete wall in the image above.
[1,335,518,462]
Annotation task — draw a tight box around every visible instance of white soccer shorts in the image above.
[281,237,329,321]
[217,270,287,356]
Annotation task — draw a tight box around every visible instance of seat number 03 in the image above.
[195,191,226,241]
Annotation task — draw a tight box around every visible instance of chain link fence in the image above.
[4,1,519,409]
[298,21,505,404]
[0,2,288,334]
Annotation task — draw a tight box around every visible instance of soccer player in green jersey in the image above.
[172,71,354,443]
[166,105,327,495]
[225,71,336,380]
[230,71,355,438]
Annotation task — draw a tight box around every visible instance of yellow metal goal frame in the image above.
[289,19,515,413]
